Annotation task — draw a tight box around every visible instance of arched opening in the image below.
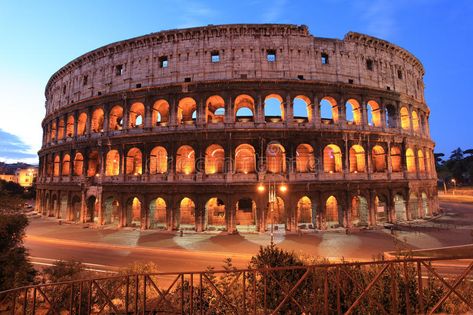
[367,100,381,127]
[235,144,256,174]
[87,151,99,177]
[50,194,58,217]
[421,192,429,217]
[394,194,407,221]
[105,150,120,176]
[179,197,195,230]
[406,148,416,173]
[71,195,81,222]
[400,107,410,130]
[103,197,120,226]
[152,100,170,126]
[206,95,225,124]
[77,112,87,136]
[125,148,142,175]
[91,108,104,133]
[53,155,60,176]
[150,146,168,174]
[293,95,311,123]
[264,94,284,122]
[62,154,71,176]
[126,197,142,227]
[320,97,338,124]
[345,99,361,125]
[129,102,145,128]
[412,110,420,132]
[297,196,314,229]
[234,94,255,122]
[66,115,75,137]
[266,143,286,174]
[73,153,84,176]
[267,196,285,229]
[109,105,124,130]
[86,196,99,223]
[385,104,397,128]
[177,97,197,126]
[296,144,315,173]
[351,196,369,226]
[349,145,365,173]
[176,145,195,174]
[51,121,57,141]
[425,150,432,174]
[390,146,402,172]
[325,196,340,228]
[149,197,166,229]
[59,195,68,220]
[236,198,257,232]
[372,146,386,172]
[418,150,425,172]
[409,193,419,219]
[374,195,388,224]
[205,144,225,174]
[58,119,65,140]
[205,198,226,230]
[324,144,342,173]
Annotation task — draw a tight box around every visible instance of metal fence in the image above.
[0,257,472,314]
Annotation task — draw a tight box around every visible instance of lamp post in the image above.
[258,181,287,246]
[451,178,456,195]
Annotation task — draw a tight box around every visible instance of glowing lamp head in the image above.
[257,184,265,192]
[279,184,287,193]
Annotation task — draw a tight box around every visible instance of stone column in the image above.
[255,93,264,125]
[313,95,321,128]
[285,94,293,125]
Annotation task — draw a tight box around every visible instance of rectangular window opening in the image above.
[184,77,191,82]
[115,64,124,76]
[83,75,88,86]
[397,70,403,80]
[211,51,220,63]
[366,59,373,71]
[136,83,142,88]
[297,75,305,80]
[348,79,354,84]
[267,49,276,62]
[321,53,329,65]
[159,56,168,68]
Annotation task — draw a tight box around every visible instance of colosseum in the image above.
[36,24,438,233]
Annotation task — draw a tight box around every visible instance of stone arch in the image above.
[87,150,99,177]
[53,155,60,176]
[59,194,68,220]
[235,144,256,174]
[264,94,284,122]
[400,107,410,130]
[125,196,142,227]
[349,145,365,173]
[421,192,429,217]
[73,152,84,176]
[412,110,420,132]
[297,196,315,229]
[50,193,58,217]
[103,196,120,226]
[109,105,124,130]
[385,104,397,128]
[325,195,340,228]
[205,197,226,230]
[266,196,286,228]
[374,194,389,224]
[58,118,65,140]
[394,194,407,221]
[351,195,369,226]
[236,197,257,232]
[323,144,342,173]
[91,108,104,132]
[234,94,255,122]
[66,115,75,137]
[206,95,225,124]
[44,192,51,216]
[390,146,402,172]
[320,96,338,124]
[179,197,196,230]
[150,146,168,174]
[293,95,312,122]
[86,195,99,223]
[178,97,197,125]
[51,121,57,141]
[176,145,195,174]
[406,148,416,173]
[149,197,167,229]
[205,144,225,174]
[417,149,425,172]
[126,147,143,175]
[266,143,286,174]
[71,195,81,222]
[129,102,145,128]
[345,99,361,125]
[409,192,419,219]
[372,145,386,172]
[62,154,71,176]
[296,144,315,173]
[152,99,170,126]
[77,112,87,136]
[105,150,120,176]
[367,100,381,127]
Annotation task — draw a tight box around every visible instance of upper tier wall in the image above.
[45,24,425,115]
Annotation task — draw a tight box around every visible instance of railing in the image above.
[0,257,472,314]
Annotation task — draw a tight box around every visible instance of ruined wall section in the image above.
[45,24,425,116]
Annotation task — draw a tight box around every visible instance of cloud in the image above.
[173,1,220,28]
[0,129,37,163]
[356,0,397,38]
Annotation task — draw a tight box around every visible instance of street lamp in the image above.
[258,181,287,246]
[451,178,456,195]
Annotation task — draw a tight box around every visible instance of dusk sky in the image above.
[0,0,471,164]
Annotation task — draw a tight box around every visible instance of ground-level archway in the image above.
[421,192,430,217]
[71,195,81,222]
[325,196,340,228]
[179,197,195,230]
[374,195,388,224]
[351,196,369,227]
[394,194,407,222]
[103,197,120,226]
[297,196,315,229]
[59,195,68,220]
[409,193,419,219]
[125,197,142,228]
[149,197,167,229]
[86,196,99,223]
[266,197,285,230]
[236,198,257,232]
[205,198,226,231]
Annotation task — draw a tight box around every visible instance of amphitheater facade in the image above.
[36,24,437,232]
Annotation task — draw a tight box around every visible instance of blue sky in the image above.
[0,0,471,164]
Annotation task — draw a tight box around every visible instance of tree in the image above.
[0,214,36,291]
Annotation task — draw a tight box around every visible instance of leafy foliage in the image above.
[436,147,473,185]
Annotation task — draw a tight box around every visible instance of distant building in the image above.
[0,167,37,187]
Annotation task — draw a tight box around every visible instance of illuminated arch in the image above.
[293,95,312,122]
[126,197,142,227]
[417,149,425,172]
[58,118,65,140]
[351,195,369,226]
[176,145,195,174]
[390,146,402,172]
[323,144,342,173]
[109,105,124,130]
[105,150,120,176]
[367,100,381,127]
[400,107,410,130]
[66,115,75,137]
[91,108,104,132]
[205,197,226,229]
[349,145,365,173]
[235,144,256,174]
[205,144,225,174]
[73,153,84,176]
[325,196,339,226]
[178,97,197,125]
[266,143,286,174]
[87,150,99,177]
[179,197,195,228]
[206,95,225,124]
[296,144,315,173]
[264,94,284,122]
[345,99,361,125]
[297,196,314,227]
[406,148,416,173]
[149,197,167,229]
[126,148,143,175]
[234,94,255,122]
[150,146,168,174]
[77,112,87,136]
[152,99,170,126]
[372,145,386,172]
[129,102,145,128]
[53,155,60,176]
[412,110,420,132]
[61,154,71,176]
[320,96,338,124]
